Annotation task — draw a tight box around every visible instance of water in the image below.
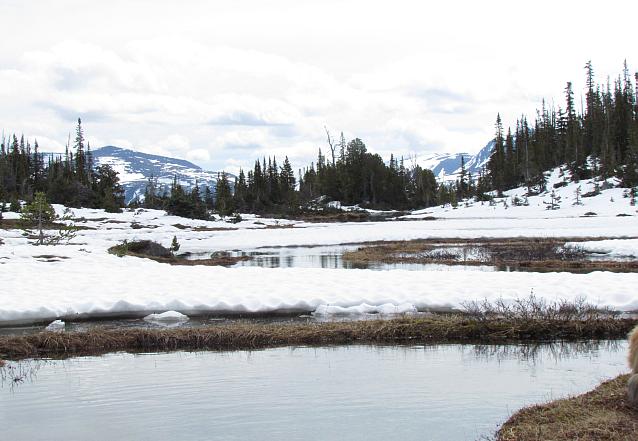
[185,245,497,272]
[0,341,628,441]
[183,244,630,273]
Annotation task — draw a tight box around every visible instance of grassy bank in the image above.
[342,237,638,272]
[0,315,635,361]
[497,374,638,440]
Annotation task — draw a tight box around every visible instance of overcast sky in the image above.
[0,0,636,173]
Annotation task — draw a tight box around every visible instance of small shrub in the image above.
[9,199,21,212]
[170,236,180,255]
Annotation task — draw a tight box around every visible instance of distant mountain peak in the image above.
[91,146,232,204]
[418,140,493,182]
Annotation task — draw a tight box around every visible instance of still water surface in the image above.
[187,245,497,272]
[186,244,621,273]
[0,342,628,441]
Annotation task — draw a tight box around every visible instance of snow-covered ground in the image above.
[1,167,637,325]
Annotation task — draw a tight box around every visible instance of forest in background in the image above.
[1,61,637,219]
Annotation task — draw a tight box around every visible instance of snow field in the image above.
[1,166,637,325]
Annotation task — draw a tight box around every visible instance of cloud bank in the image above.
[0,0,635,173]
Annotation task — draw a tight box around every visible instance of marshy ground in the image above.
[108,239,251,266]
[497,374,638,441]
[342,237,638,272]
[1,310,635,361]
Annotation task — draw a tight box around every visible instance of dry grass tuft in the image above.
[497,375,638,441]
[0,315,635,361]
[342,237,638,271]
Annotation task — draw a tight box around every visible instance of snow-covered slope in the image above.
[419,152,469,178]
[91,146,234,204]
[464,140,494,175]
[419,140,494,182]
[0,169,637,325]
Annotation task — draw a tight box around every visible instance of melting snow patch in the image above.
[312,303,417,316]
[143,311,190,322]
[45,320,65,331]
[566,239,638,258]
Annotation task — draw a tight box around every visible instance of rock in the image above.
[143,311,190,322]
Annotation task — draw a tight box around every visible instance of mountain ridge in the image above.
[418,139,494,181]
[90,146,232,204]
[45,140,494,203]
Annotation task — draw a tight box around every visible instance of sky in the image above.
[0,0,636,173]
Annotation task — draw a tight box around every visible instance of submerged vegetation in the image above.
[497,375,638,441]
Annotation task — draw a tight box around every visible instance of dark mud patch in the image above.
[108,240,250,267]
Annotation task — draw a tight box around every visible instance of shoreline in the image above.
[342,237,638,272]
[496,374,638,440]
[1,315,634,361]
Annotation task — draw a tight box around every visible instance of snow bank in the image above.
[1,257,637,324]
[312,303,418,316]
[143,311,190,322]
[567,239,638,258]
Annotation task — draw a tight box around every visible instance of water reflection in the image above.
[184,244,629,273]
[467,339,621,363]
[185,245,498,272]
[0,341,628,441]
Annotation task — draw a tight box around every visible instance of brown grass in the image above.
[0,316,635,360]
[172,223,239,231]
[497,375,638,441]
[192,226,239,232]
[289,211,372,223]
[342,238,638,271]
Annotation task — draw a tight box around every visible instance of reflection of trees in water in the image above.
[465,340,623,364]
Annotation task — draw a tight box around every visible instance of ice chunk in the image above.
[45,319,65,331]
[143,311,190,322]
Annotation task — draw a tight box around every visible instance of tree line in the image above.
[133,138,454,219]
[3,60,635,220]
[486,61,638,195]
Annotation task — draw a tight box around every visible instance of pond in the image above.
[183,243,632,273]
[185,245,498,272]
[0,341,628,441]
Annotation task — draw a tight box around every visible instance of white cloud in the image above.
[0,1,636,173]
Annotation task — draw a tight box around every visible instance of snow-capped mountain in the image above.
[91,146,233,203]
[418,140,494,182]
[464,140,494,175]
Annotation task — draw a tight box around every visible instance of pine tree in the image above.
[170,235,180,255]
[487,114,505,195]
[215,172,234,216]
